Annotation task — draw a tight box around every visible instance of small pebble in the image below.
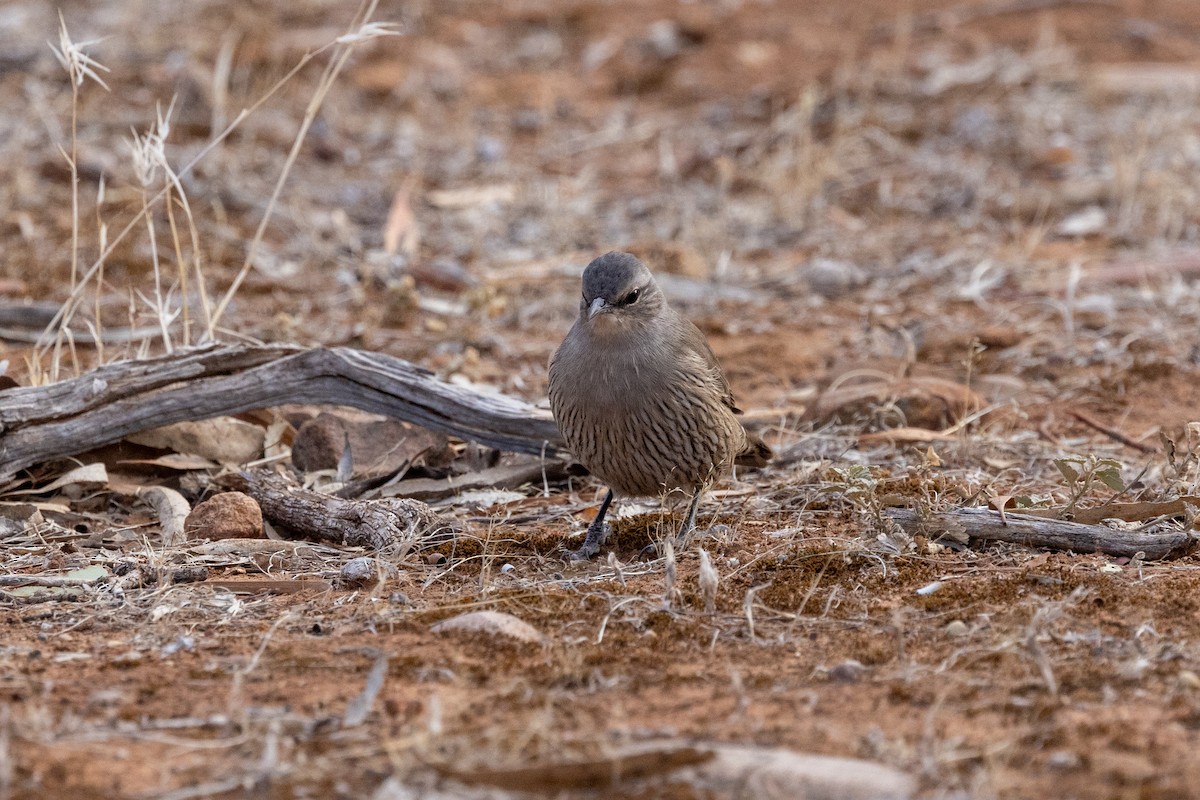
[1047,750,1081,770]
[340,557,398,588]
[803,258,867,299]
[341,557,379,588]
[113,651,143,666]
[706,523,733,540]
[185,492,263,540]
[828,659,866,683]
[944,620,969,637]
[475,135,505,163]
[172,566,209,584]
[160,636,195,657]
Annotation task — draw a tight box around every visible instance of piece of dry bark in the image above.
[232,470,458,553]
[887,507,1197,560]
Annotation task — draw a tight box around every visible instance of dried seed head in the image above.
[336,22,403,45]
[662,538,676,610]
[49,11,111,90]
[698,548,718,614]
[127,100,176,188]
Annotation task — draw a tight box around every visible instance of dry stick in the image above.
[880,0,1118,36]
[142,186,173,352]
[234,469,457,552]
[164,188,190,345]
[886,507,1196,560]
[227,611,293,728]
[0,589,80,605]
[0,575,105,587]
[1068,409,1158,454]
[94,178,107,363]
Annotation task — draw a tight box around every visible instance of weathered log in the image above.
[887,507,1197,561]
[0,343,564,479]
[234,470,458,553]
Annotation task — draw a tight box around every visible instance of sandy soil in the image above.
[4,1,1200,798]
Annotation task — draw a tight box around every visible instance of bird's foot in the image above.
[639,524,720,559]
[565,521,611,561]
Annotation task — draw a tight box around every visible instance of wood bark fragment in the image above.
[887,507,1197,560]
[233,470,458,553]
[0,343,564,480]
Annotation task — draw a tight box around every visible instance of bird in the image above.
[548,251,771,560]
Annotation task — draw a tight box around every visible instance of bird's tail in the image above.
[735,430,772,468]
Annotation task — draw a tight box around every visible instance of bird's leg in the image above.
[638,488,706,559]
[674,488,703,551]
[568,488,614,560]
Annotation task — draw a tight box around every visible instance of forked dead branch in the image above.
[0,343,564,480]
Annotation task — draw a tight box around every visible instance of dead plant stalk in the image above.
[209,1,396,331]
[34,4,398,369]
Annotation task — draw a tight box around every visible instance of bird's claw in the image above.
[564,521,610,561]
[639,525,704,559]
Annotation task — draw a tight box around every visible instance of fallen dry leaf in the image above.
[4,463,109,497]
[128,418,266,465]
[1016,497,1200,527]
[383,177,420,258]
[138,486,191,547]
[117,453,221,470]
[431,610,545,644]
[858,426,955,444]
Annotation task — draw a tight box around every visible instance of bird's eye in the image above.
[623,288,641,305]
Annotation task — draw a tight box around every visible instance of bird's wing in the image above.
[678,317,743,414]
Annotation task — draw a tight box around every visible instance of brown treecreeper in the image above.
[548,251,772,560]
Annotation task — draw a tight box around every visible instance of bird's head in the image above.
[577,251,665,334]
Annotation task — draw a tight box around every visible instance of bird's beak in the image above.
[587,297,608,319]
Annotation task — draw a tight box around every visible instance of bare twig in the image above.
[887,507,1195,560]
[1068,409,1158,454]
